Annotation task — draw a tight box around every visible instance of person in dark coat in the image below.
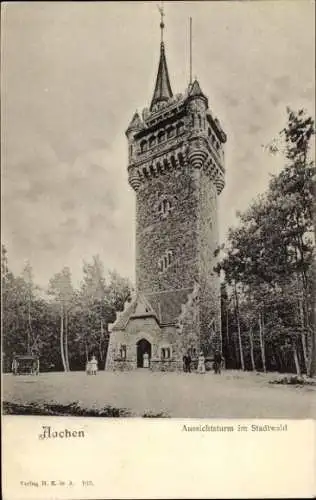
[185,352,192,373]
[183,354,187,372]
[213,350,223,374]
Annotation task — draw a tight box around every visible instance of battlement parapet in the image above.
[128,132,225,194]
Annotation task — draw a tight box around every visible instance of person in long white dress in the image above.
[86,360,91,375]
[33,359,40,376]
[143,352,149,368]
[12,358,18,375]
[90,356,98,375]
[197,351,206,374]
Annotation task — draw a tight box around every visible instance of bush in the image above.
[2,401,131,417]
[269,375,316,387]
[142,411,169,418]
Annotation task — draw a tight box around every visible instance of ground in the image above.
[3,369,316,418]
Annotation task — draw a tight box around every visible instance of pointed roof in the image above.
[150,42,173,111]
[110,292,159,331]
[126,111,143,136]
[188,79,206,99]
[131,293,159,320]
[109,288,196,331]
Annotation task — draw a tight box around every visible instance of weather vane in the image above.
[157,1,165,43]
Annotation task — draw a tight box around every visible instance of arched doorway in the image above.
[136,338,151,368]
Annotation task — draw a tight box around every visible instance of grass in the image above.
[2,369,316,418]
[2,401,132,417]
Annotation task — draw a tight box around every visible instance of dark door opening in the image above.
[136,338,151,368]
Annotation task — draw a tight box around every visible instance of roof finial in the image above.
[158,1,165,43]
[150,1,173,111]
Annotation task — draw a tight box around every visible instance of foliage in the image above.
[2,401,132,417]
[217,108,315,376]
[1,247,132,372]
[269,375,316,387]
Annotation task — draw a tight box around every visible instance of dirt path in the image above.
[3,370,315,418]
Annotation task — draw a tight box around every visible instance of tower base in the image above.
[105,286,221,372]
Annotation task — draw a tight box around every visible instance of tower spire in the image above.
[158,1,165,43]
[150,2,173,111]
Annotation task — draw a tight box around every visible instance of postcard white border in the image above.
[2,416,315,499]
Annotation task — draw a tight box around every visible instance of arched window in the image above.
[119,345,127,360]
[161,346,171,359]
[166,127,174,139]
[140,140,147,153]
[156,162,162,174]
[198,114,202,129]
[176,121,184,135]
[158,130,165,143]
[167,250,173,265]
[149,136,156,148]
[178,152,185,167]
[158,197,172,217]
[158,250,174,272]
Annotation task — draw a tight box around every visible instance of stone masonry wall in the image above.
[134,157,221,357]
[175,283,200,356]
[198,169,221,354]
[106,316,183,372]
[136,167,199,296]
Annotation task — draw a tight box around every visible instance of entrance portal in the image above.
[136,338,151,368]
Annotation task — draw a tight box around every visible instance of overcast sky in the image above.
[1,0,315,289]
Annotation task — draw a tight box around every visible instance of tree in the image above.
[217,108,315,375]
[21,262,39,355]
[1,245,133,373]
[2,247,54,370]
[78,255,108,364]
[2,245,18,370]
[74,257,132,369]
[106,270,132,312]
[48,267,74,371]
[268,108,315,375]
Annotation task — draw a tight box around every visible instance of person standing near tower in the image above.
[183,353,188,372]
[143,352,149,368]
[213,350,224,374]
[90,355,98,375]
[197,351,206,374]
[186,351,192,373]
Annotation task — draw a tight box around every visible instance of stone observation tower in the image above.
[106,11,226,371]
